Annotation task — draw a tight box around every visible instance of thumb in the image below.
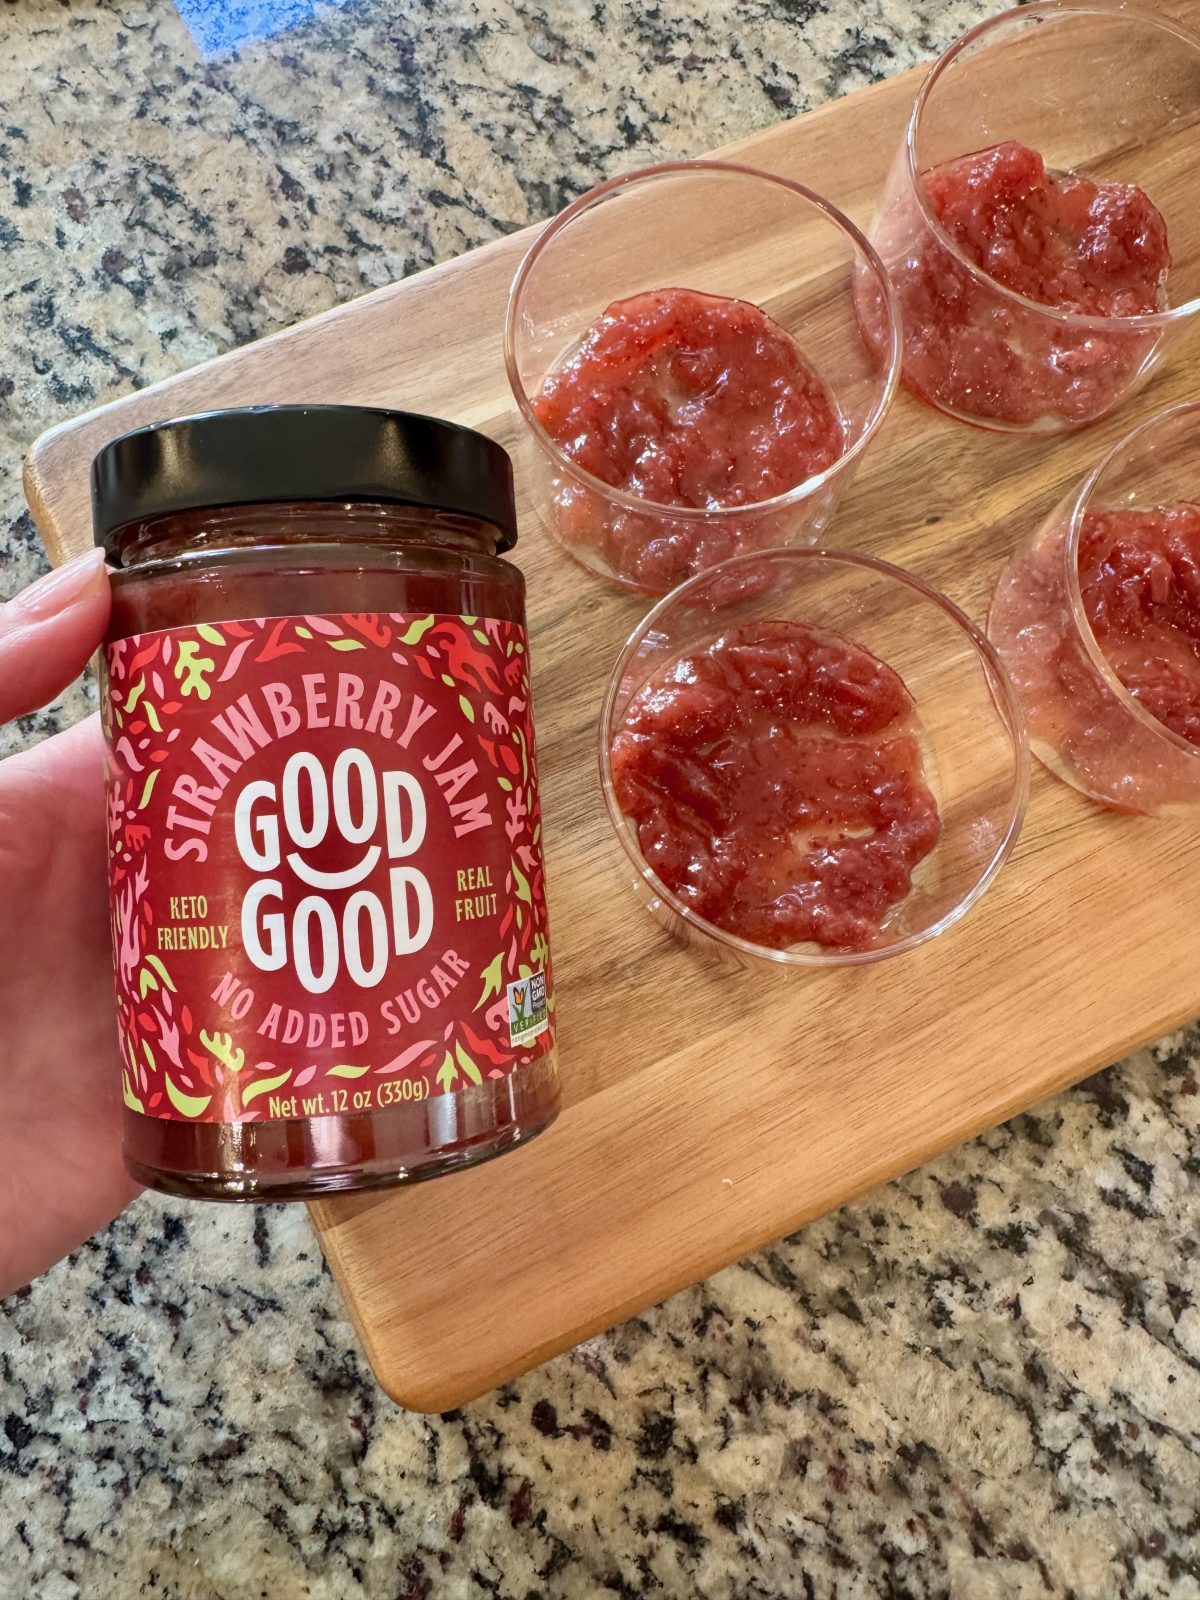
[0,548,111,723]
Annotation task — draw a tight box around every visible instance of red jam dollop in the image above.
[927,141,1170,318]
[868,141,1170,426]
[609,621,941,951]
[1079,505,1200,744]
[533,288,844,590]
[989,503,1200,812]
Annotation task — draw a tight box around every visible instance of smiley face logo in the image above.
[234,747,435,994]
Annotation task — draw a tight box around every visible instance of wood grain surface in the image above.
[25,22,1200,1411]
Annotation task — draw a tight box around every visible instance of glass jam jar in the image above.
[94,405,559,1200]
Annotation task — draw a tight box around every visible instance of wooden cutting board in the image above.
[26,28,1200,1412]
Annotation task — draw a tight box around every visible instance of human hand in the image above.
[0,549,140,1296]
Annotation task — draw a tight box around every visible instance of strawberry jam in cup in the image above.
[862,2,1200,433]
[506,161,900,596]
[601,549,1029,965]
[989,401,1200,812]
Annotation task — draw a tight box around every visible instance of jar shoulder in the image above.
[107,542,526,636]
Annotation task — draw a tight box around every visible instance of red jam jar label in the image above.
[102,611,554,1124]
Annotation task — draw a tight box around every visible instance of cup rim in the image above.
[906,0,1200,332]
[598,546,1031,967]
[504,158,902,523]
[1062,398,1200,761]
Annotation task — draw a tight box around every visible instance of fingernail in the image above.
[16,548,107,620]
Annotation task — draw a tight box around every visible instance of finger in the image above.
[3,713,106,824]
[0,549,111,722]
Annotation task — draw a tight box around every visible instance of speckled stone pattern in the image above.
[1,2,1198,1596]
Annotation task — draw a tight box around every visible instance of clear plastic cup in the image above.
[862,1,1200,434]
[505,160,900,596]
[988,401,1200,813]
[600,548,1030,966]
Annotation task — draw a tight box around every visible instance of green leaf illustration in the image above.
[200,1029,245,1073]
[174,641,216,700]
[436,1050,457,1092]
[145,954,176,991]
[328,1063,370,1079]
[165,1075,212,1119]
[125,676,146,712]
[242,1069,293,1106]
[475,951,504,1011]
[454,1041,483,1085]
[458,695,475,723]
[138,769,160,809]
[399,615,436,646]
[512,860,532,906]
[122,1072,145,1114]
[196,624,226,647]
[330,639,366,651]
[138,967,159,998]
[295,626,313,639]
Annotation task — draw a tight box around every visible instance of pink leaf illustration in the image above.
[378,1039,437,1076]
[154,1008,182,1068]
[117,884,143,985]
[505,791,528,842]
[217,638,255,682]
[114,735,145,773]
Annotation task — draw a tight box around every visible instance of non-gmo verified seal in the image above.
[507,970,549,1048]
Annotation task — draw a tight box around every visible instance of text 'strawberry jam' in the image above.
[608,619,941,952]
[861,141,1171,429]
[95,406,559,1200]
[532,288,844,591]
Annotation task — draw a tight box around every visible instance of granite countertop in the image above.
[2,2,1200,1596]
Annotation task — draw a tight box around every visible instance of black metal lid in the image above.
[91,405,518,561]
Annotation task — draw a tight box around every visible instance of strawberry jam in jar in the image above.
[95,406,559,1200]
